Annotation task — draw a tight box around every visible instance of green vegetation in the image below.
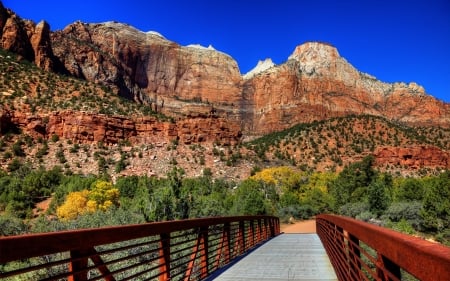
[0,156,447,246]
[246,115,450,173]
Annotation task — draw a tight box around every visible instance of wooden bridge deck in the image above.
[211,233,337,281]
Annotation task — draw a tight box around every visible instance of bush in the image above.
[383,201,423,229]
[435,229,450,246]
[296,204,316,220]
[12,140,25,157]
[51,134,59,142]
[385,219,416,235]
[356,211,375,222]
[339,202,370,218]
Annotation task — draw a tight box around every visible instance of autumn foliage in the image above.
[57,180,119,221]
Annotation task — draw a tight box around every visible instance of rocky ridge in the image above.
[0,3,449,178]
[1,2,448,136]
[0,2,54,70]
[2,108,241,146]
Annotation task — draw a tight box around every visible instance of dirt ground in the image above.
[280,219,316,233]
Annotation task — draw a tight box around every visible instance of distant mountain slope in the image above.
[246,115,449,175]
[1,2,448,137]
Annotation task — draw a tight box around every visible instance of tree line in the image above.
[0,157,449,245]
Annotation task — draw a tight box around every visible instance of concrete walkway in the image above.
[212,234,337,281]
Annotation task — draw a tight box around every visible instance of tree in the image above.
[231,179,268,215]
[56,190,90,221]
[88,180,120,211]
[394,178,424,202]
[329,156,377,209]
[56,180,119,221]
[368,177,390,217]
[115,176,139,199]
[420,171,450,231]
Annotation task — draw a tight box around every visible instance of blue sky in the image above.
[4,0,450,102]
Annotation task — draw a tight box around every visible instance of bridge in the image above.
[1,214,449,281]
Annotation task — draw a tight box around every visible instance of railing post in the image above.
[69,249,89,281]
[348,233,361,280]
[215,222,231,268]
[377,253,401,281]
[199,226,209,279]
[238,220,245,254]
[248,220,255,248]
[263,218,269,239]
[269,217,275,237]
[257,219,262,243]
[159,233,171,281]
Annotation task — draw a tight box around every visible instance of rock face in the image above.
[51,22,242,118]
[30,20,53,70]
[243,42,450,134]
[50,24,449,135]
[6,110,241,146]
[0,3,449,138]
[0,2,54,70]
[374,146,450,169]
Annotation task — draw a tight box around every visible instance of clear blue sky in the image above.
[4,0,450,102]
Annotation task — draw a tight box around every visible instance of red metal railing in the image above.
[0,215,279,280]
[316,214,450,281]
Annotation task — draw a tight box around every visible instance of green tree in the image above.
[368,176,390,217]
[115,176,139,199]
[329,156,377,209]
[394,178,424,202]
[420,171,450,231]
[231,179,268,215]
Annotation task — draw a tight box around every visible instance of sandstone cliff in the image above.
[374,146,450,170]
[2,109,241,146]
[49,22,448,134]
[51,21,242,119]
[0,2,54,70]
[243,42,449,134]
[1,3,449,137]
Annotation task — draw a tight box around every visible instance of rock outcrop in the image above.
[0,2,54,70]
[30,20,53,70]
[0,3,449,138]
[374,146,450,169]
[50,23,449,135]
[51,22,242,118]
[243,42,450,134]
[6,109,242,146]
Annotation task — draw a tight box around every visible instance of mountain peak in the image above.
[288,42,340,62]
[243,58,275,79]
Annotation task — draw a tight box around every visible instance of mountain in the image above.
[49,22,449,135]
[0,3,449,178]
[1,2,448,137]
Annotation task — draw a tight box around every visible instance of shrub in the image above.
[339,202,370,218]
[51,134,59,142]
[12,140,25,157]
[383,201,422,229]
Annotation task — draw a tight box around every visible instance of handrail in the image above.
[0,215,280,280]
[316,214,450,281]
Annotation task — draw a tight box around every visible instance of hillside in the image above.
[247,115,449,176]
[0,2,448,180]
[0,2,449,138]
[0,49,448,179]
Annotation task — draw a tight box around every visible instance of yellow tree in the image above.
[88,180,120,211]
[56,181,120,221]
[250,166,304,193]
[56,190,90,221]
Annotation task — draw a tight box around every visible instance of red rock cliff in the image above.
[5,109,242,146]
[0,2,54,70]
[51,22,242,119]
[1,3,449,137]
[243,42,449,134]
